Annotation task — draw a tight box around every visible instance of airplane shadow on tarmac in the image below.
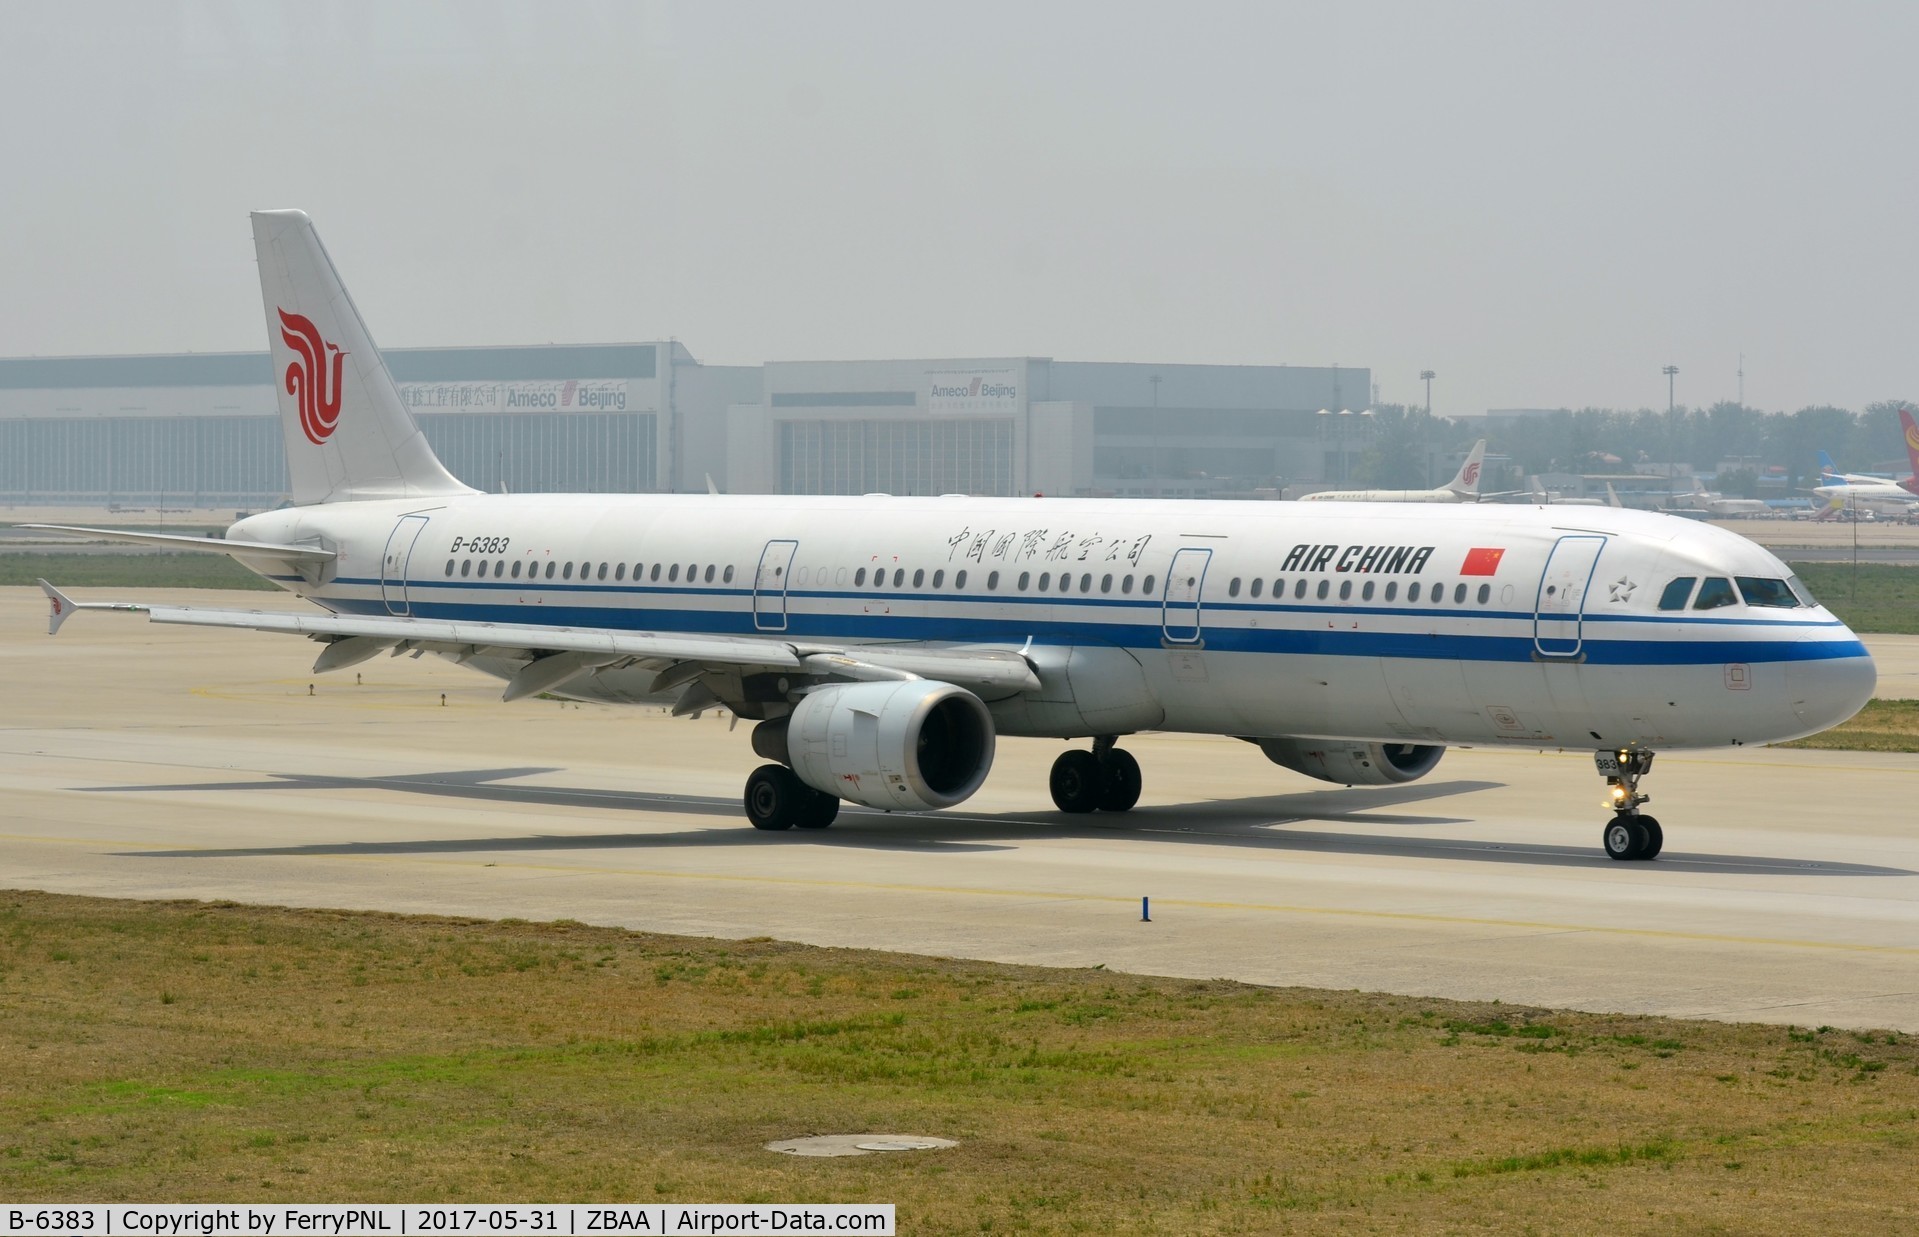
[82,765,1914,877]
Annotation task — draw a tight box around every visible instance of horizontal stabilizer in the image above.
[22,525,335,563]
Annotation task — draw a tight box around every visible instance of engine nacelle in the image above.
[785,680,996,811]
[1256,737,1444,787]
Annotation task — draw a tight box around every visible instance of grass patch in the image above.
[1779,698,1919,752]
[1788,562,1919,634]
[2,894,1917,1230]
[0,552,275,591]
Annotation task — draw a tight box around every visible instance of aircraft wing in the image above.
[36,581,1041,704]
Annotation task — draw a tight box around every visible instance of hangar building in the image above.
[0,345,1366,508]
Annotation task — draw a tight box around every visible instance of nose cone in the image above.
[1787,635,1876,738]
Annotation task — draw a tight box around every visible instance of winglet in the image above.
[36,580,150,634]
[39,579,78,635]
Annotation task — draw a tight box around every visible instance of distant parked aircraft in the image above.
[1300,440,1487,503]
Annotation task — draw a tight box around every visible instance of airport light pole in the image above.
[1663,364,1680,492]
[1420,370,1435,418]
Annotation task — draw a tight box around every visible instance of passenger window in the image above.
[633,563,644,580]
[1384,581,1396,601]
[545,561,557,579]
[445,560,455,577]
[649,564,661,581]
[1080,573,1092,592]
[956,569,968,588]
[1408,582,1420,602]
[986,571,998,590]
[1361,580,1375,601]
[669,564,680,582]
[1228,578,1242,597]
[461,559,473,577]
[855,568,867,586]
[1249,578,1262,598]
[913,568,925,588]
[580,562,590,578]
[795,566,810,587]
[1477,583,1491,604]
[1432,585,1444,605]
[1454,583,1467,604]
[1121,575,1133,594]
[1039,572,1051,590]
[1019,572,1031,590]
[835,567,847,586]
[496,561,506,577]
[1693,577,1737,610]
[614,563,625,581]
[1143,574,1156,594]
[724,566,735,584]
[1339,580,1352,600]
[561,562,572,580]
[706,565,717,583]
[1100,573,1112,594]
[1736,577,1797,608]
[687,563,698,582]
[597,563,608,581]
[512,561,523,579]
[893,569,905,587]
[932,569,944,588]
[1293,579,1306,599]
[1316,580,1329,600]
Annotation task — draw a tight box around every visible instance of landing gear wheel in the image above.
[1604,816,1649,861]
[794,789,840,830]
[1050,749,1103,814]
[1594,747,1661,860]
[745,763,805,831]
[1637,816,1663,860]
[1097,748,1142,812]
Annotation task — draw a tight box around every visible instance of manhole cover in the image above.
[766,1134,957,1157]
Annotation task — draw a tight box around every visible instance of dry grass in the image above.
[1780,698,1919,752]
[2,892,1917,1233]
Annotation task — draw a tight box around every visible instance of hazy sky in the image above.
[3,1,1915,417]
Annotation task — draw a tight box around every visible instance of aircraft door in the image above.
[380,514,431,616]
[753,539,799,632]
[1161,547,1213,644]
[1533,534,1607,658]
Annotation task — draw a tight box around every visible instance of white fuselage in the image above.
[226,494,1873,752]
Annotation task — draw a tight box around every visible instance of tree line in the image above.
[1350,401,1917,492]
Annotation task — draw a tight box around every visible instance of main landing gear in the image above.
[744,764,841,831]
[1595,748,1663,861]
[1049,736,1141,814]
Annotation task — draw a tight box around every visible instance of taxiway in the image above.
[3,587,1916,1032]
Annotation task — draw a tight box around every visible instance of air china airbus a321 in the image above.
[33,211,1876,861]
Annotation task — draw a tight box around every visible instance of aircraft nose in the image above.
[1787,638,1876,736]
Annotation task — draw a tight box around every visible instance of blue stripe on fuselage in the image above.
[308,587,1867,668]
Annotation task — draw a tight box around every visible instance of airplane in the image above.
[1298,440,1487,503]
[30,210,1875,862]
[1677,478,1770,519]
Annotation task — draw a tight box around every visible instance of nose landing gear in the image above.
[1595,748,1662,861]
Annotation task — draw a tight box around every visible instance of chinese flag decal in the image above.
[1461,547,1506,576]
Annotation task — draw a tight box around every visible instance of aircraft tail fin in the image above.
[251,210,474,506]
[1446,439,1488,498]
[1604,482,1623,508]
[1901,409,1919,493]
[1817,449,1842,483]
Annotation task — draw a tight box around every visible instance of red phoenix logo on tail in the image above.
[277,309,347,445]
[1461,461,1481,486]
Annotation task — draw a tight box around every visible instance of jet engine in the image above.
[779,680,996,811]
[1254,737,1444,787]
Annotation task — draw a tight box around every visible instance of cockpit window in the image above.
[1787,575,1818,607]
[1693,577,1737,610]
[1657,577,1696,611]
[1736,577,1798,609]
